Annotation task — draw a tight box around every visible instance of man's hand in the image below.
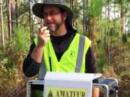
[38,26,50,47]
[31,26,50,63]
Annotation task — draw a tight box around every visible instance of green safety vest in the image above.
[34,33,91,79]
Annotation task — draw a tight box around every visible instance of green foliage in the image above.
[0,24,30,88]
[96,53,108,72]
[17,1,29,17]
[13,26,30,53]
[89,0,103,17]
[122,33,128,43]
[0,25,30,97]
[115,0,129,15]
[95,18,121,44]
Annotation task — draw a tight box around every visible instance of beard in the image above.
[47,24,59,32]
[45,21,63,33]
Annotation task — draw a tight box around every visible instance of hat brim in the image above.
[32,3,73,19]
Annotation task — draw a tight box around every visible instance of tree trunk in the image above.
[120,1,127,43]
[83,0,87,34]
[15,0,18,27]
[89,17,96,41]
[0,1,5,48]
[85,0,89,34]
[29,0,33,40]
[70,0,74,9]
[7,0,13,39]
[85,0,96,41]
[10,0,16,32]
[120,6,125,35]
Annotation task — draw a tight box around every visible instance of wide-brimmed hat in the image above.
[32,0,73,20]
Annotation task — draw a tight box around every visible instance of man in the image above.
[23,0,99,96]
[23,0,96,78]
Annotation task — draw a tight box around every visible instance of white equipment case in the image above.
[26,72,118,97]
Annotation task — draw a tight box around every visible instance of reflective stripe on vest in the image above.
[75,35,85,72]
[34,33,91,79]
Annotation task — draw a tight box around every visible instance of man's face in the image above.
[43,6,66,33]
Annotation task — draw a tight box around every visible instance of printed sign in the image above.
[46,87,87,97]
